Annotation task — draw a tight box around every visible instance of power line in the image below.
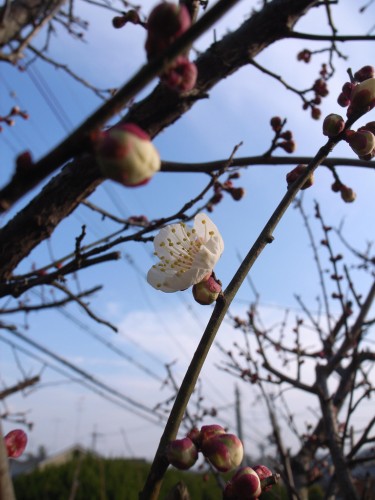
[0,334,164,426]
[1,323,165,424]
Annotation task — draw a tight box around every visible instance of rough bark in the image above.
[0,0,319,280]
[0,0,65,50]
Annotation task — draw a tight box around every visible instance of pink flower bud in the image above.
[341,82,356,98]
[95,123,160,187]
[322,113,345,137]
[201,433,243,473]
[286,164,314,190]
[270,116,282,132]
[253,464,273,492]
[199,424,226,447]
[145,3,191,59]
[349,78,375,115]
[337,92,351,107]
[166,437,198,470]
[161,56,197,93]
[186,427,200,446]
[4,429,28,458]
[354,65,375,83]
[340,185,356,203]
[348,130,375,157]
[192,274,222,305]
[231,466,262,498]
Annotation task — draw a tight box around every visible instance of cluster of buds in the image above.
[224,464,277,499]
[345,121,375,160]
[331,179,356,203]
[4,429,28,459]
[207,173,245,213]
[337,65,375,116]
[166,424,243,473]
[94,123,161,187]
[299,64,330,120]
[0,105,29,132]
[270,117,296,153]
[192,273,222,305]
[286,164,314,190]
[112,10,142,29]
[145,3,197,92]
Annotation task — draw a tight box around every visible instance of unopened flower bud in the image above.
[201,433,243,473]
[4,429,28,458]
[270,116,282,132]
[95,123,160,187]
[322,113,345,137]
[253,464,273,492]
[311,107,321,120]
[166,437,198,470]
[192,274,222,305]
[228,187,245,201]
[331,180,342,193]
[199,424,226,447]
[340,185,356,203]
[349,78,375,115]
[337,92,351,107]
[286,165,314,190]
[342,82,356,98]
[348,130,375,157]
[161,56,197,93]
[231,466,262,498]
[186,427,200,446]
[279,140,296,153]
[354,65,375,83]
[145,3,190,59]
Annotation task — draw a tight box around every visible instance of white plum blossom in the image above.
[147,213,224,293]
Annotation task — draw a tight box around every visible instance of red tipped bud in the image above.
[4,429,28,458]
[311,107,321,120]
[192,274,222,305]
[354,65,375,83]
[231,466,262,498]
[161,56,197,93]
[201,433,243,473]
[337,92,351,107]
[349,78,375,115]
[322,113,345,137]
[286,164,314,190]
[199,424,226,447]
[145,3,190,59]
[347,130,375,157]
[166,437,198,470]
[253,464,273,492]
[342,82,356,98]
[270,116,282,132]
[279,140,296,153]
[95,123,160,187]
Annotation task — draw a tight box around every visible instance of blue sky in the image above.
[1,0,375,462]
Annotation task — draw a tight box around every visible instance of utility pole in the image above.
[235,384,244,464]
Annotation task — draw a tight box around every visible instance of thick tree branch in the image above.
[0,0,320,281]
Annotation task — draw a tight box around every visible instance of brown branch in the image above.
[161,155,375,173]
[51,282,118,332]
[0,251,121,298]
[0,286,102,314]
[0,0,242,212]
[0,376,40,400]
